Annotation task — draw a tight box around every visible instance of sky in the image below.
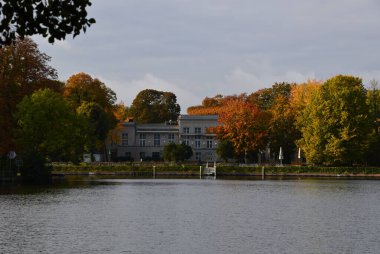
[34,0,380,112]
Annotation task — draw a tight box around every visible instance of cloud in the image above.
[224,66,315,94]
[98,74,199,113]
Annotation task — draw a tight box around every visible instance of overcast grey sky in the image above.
[34,0,380,112]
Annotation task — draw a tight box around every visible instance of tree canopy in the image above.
[64,72,116,111]
[129,89,180,123]
[0,38,60,155]
[297,75,371,165]
[0,0,95,46]
[216,98,272,155]
[15,89,84,162]
[63,73,117,153]
[163,143,193,162]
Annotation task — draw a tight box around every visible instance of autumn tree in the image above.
[290,80,322,112]
[129,89,180,123]
[297,75,371,165]
[216,98,272,156]
[187,94,245,115]
[64,72,116,111]
[248,82,293,110]
[0,38,59,155]
[63,73,117,154]
[245,82,298,163]
[0,0,95,46]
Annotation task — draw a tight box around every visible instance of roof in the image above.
[179,114,218,120]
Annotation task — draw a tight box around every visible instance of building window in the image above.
[139,133,146,147]
[206,152,214,161]
[121,133,128,146]
[194,127,201,134]
[206,137,213,149]
[152,152,160,159]
[183,127,189,134]
[154,133,160,147]
[195,135,201,148]
[168,133,175,143]
[195,152,201,161]
[182,137,190,146]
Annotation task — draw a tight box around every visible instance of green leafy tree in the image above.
[365,80,380,165]
[0,0,95,46]
[248,82,293,110]
[267,96,300,164]
[64,73,117,153]
[216,139,235,162]
[163,143,193,162]
[0,38,59,155]
[129,89,180,123]
[15,89,85,164]
[163,142,177,162]
[297,75,371,165]
[77,102,117,153]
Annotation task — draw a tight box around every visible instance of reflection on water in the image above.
[1,176,380,253]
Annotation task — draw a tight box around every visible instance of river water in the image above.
[1,176,379,253]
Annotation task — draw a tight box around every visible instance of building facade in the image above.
[108,115,219,162]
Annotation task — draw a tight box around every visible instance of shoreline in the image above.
[51,171,380,178]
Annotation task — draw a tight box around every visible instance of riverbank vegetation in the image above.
[1,38,380,181]
[51,163,380,176]
[189,78,380,166]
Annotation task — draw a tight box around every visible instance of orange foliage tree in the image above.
[216,98,272,155]
[63,72,116,112]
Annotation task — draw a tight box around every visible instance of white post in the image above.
[200,166,202,179]
[279,147,284,166]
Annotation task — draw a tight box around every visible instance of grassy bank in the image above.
[52,163,380,176]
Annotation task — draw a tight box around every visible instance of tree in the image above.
[365,79,380,165]
[0,38,59,155]
[77,102,117,153]
[216,140,235,162]
[64,73,117,154]
[129,89,180,123]
[267,96,300,164]
[0,0,95,46]
[64,72,116,111]
[15,89,85,163]
[107,102,130,145]
[163,143,193,162]
[248,82,293,110]
[216,98,272,156]
[297,75,371,165]
[163,142,177,162]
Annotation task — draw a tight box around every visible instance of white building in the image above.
[108,115,219,162]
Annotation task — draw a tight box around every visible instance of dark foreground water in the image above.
[1,177,380,254]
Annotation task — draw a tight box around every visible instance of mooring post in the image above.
[200,166,202,179]
[262,166,265,180]
[153,166,156,179]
